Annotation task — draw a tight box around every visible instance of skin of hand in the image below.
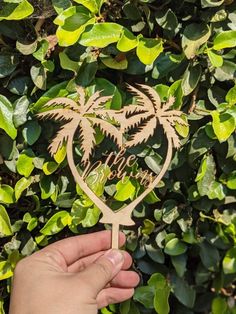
[9,230,140,314]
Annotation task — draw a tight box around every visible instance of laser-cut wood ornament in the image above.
[37,84,187,249]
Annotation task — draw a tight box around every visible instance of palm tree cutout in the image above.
[37,85,187,249]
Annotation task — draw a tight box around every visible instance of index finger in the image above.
[42,230,126,266]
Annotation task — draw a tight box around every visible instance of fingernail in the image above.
[104,249,124,266]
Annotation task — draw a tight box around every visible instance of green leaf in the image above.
[30,64,47,90]
[195,155,207,182]
[201,0,224,7]
[182,64,202,96]
[42,161,59,175]
[39,176,56,200]
[101,55,128,70]
[155,8,179,38]
[56,7,95,47]
[0,53,18,78]
[212,297,227,314]
[207,181,225,200]
[16,149,35,178]
[213,30,236,50]
[226,84,236,106]
[182,23,211,59]
[171,254,187,277]
[22,121,42,145]
[207,50,223,68]
[136,38,163,65]
[153,274,171,314]
[54,141,67,164]
[175,115,189,138]
[76,60,98,86]
[134,286,154,309]
[226,171,236,189]
[81,206,100,227]
[52,0,71,14]
[223,247,236,274]
[114,178,136,201]
[164,238,187,256]
[0,260,13,280]
[0,205,13,236]
[168,80,183,109]
[73,0,98,13]
[33,39,49,61]
[15,177,31,201]
[162,200,179,224]
[197,154,215,196]
[13,96,29,127]
[86,164,110,197]
[170,274,196,308]
[142,219,155,235]
[117,28,138,52]
[211,110,235,142]
[214,60,236,82]
[59,51,79,73]
[0,95,17,139]
[0,185,15,204]
[16,40,38,55]
[199,241,220,271]
[0,0,34,21]
[79,23,123,48]
[40,211,70,235]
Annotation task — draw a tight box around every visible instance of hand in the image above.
[9,230,139,314]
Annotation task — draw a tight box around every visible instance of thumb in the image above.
[79,249,124,296]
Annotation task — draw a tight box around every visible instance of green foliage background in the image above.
[0,0,236,313]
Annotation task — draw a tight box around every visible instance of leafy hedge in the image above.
[0,0,236,313]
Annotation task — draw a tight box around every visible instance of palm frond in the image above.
[121,104,147,116]
[122,112,151,131]
[76,86,86,107]
[87,95,113,113]
[83,91,101,112]
[95,110,124,126]
[159,117,181,148]
[166,116,188,126]
[79,118,96,165]
[126,117,157,148]
[162,96,175,111]
[126,84,155,113]
[48,123,72,156]
[37,109,74,122]
[42,97,79,111]
[92,117,123,148]
[136,84,162,112]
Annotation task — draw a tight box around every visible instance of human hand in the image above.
[9,230,139,314]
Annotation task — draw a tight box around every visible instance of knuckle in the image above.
[96,261,112,279]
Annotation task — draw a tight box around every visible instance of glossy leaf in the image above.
[211,111,235,142]
[136,38,163,65]
[40,211,70,235]
[0,95,17,139]
[213,30,236,50]
[0,205,13,236]
[182,23,211,59]
[79,23,123,48]
[0,185,15,204]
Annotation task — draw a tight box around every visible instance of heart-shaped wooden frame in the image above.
[37,84,187,248]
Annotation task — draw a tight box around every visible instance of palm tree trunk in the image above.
[119,138,173,217]
[67,133,124,249]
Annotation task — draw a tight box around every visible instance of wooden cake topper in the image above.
[37,84,187,248]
